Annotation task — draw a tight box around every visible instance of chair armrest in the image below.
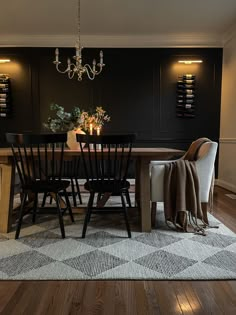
[195,142,218,202]
[150,159,180,202]
[150,164,166,202]
[150,159,179,166]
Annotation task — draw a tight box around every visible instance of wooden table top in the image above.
[0,147,184,163]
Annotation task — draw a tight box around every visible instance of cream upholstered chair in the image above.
[150,139,218,227]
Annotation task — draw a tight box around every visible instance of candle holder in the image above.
[96,127,101,150]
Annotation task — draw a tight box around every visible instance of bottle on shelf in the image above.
[0,74,11,118]
[176,74,196,118]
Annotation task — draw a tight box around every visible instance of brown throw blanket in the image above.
[164,138,211,234]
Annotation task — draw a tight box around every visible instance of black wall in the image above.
[0,47,222,151]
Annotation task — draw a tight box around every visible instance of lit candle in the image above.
[96,127,101,150]
[89,123,93,135]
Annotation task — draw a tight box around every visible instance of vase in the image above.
[67,128,85,150]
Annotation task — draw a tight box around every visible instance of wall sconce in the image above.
[178,60,203,65]
[0,59,11,63]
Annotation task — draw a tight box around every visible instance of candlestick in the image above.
[96,127,101,136]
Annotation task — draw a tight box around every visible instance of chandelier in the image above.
[53,0,105,81]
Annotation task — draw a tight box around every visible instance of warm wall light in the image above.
[0,59,11,63]
[178,60,203,64]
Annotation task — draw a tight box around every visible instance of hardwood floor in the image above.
[0,186,235,315]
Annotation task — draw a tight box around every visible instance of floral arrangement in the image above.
[44,104,110,133]
[80,106,111,131]
[43,104,81,132]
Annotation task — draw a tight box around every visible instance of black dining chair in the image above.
[76,134,136,238]
[6,132,74,239]
[41,157,83,208]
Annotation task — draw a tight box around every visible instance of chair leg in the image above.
[49,195,53,204]
[63,188,75,223]
[82,192,95,238]
[41,192,47,207]
[55,193,65,238]
[121,192,131,238]
[96,192,102,204]
[201,202,209,225]
[88,193,95,223]
[75,178,83,204]
[15,193,27,239]
[151,202,157,228]
[125,191,132,207]
[32,193,38,223]
[70,178,77,207]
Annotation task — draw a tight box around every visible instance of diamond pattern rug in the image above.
[0,193,236,280]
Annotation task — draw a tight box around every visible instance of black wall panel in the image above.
[0,47,222,153]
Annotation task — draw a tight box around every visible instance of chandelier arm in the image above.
[55,63,70,74]
[84,65,96,80]
[94,66,103,75]
[68,71,76,79]
[83,63,96,73]
[84,63,104,76]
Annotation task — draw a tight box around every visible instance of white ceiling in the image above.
[0,0,236,47]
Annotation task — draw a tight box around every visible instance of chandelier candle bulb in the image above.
[55,48,59,62]
[100,51,103,64]
[93,59,96,71]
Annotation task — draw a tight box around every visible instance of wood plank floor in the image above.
[0,186,235,315]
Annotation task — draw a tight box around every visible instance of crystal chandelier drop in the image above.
[53,0,105,81]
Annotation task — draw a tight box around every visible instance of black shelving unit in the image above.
[176,74,195,118]
[0,74,11,118]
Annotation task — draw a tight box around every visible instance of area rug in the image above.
[0,194,236,280]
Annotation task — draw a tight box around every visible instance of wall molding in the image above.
[215,179,236,194]
[223,22,236,46]
[0,34,224,48]
[219,138,236,144]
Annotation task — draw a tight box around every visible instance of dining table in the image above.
[0,147,184,234]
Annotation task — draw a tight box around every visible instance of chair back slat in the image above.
[76,134,136,192]
[6,133,67,189]
[44,143,48,179]
[30,145,36,180]
[79,140,90,184]
[58,143,64,181]
[37,144,42,180]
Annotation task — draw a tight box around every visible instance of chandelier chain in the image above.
[77,0,81,47]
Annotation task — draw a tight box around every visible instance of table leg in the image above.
[0,162,14,233]
[135,158,141,207]
[139,157,151,232]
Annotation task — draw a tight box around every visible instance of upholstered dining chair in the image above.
[150,138,218,227]
[76,134,136,238]
[6,132,74,239]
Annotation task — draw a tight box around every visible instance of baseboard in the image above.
[215,179,236,193]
